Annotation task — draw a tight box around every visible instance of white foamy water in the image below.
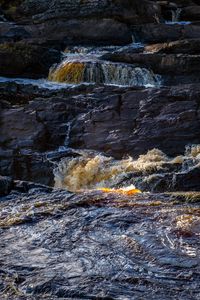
[0,76,72,90]
[54,145,200,192]
[165,21,191,25]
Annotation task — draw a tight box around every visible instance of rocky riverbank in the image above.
[1,0,200,299]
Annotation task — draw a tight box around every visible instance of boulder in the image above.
[0,41,61,78]
[132,23,200,44]
[0,175,13,196]
[144,38,200,54]
[69,84,200,158]
[102,45,200,84]
[181,5,200,21]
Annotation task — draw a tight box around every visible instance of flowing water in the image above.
[48,45,160,87]
[0,187,200,299]
[0,76,73,90]
[165,7,191,25]
[54,145,200,192]
[172,8,182,23]
[1,38,200,298]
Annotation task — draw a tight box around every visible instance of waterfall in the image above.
[57,121,72,153]
[85,62,159,87]
[171,8,182,22]
[63,121,71,147]
[53,149,169,191]
[49,60,160,87]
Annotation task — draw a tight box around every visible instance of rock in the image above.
[0,175,13,196]
[102,46,200,84]
[69,84,200,158]
[0,107,47,151]
[174,166,200,191]
[0,188,200,298]
[132,23,200,44]
[32,18,133,46]
[181,6,200,21]
[144,38,200,54]
[6,0,160,25]
[3,26,31,42]
[1,80,200,187]
[137,166,200,193]
[0,41,61,78]
[0,0,161,47]
[0,81,106,183]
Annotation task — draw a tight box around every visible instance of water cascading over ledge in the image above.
[54,145,200,193]
[53,149,171,192]
[48,59,160,87]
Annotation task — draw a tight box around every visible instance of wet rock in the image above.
[30,18,133,47]
[102,47,200,84]
[144,38,200,54]
[102,47,200,75]
[0,107,47,151]
[69,84,200,159]
[0,175,13,196]
[1,80,200,188]
[0,0,161,47]
[182,5,200,21]
[0,188,200,299]
[3,26,31,42]
[0,41,61,78]
[137,166,200,193]
[174,166,200,191]
[132,23,200,44]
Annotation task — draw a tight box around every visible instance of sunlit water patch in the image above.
[54,145,200,193]
[54,149,168,192]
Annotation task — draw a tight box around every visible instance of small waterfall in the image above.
[54,145,200,192]
[58,121,72,152]
[171,8,182,22]
[54,149,169,191]
[84,62,159,87]
[49,60,160,87]
[64,121,71,147]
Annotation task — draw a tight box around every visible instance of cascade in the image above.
[53,149,169,192]
[49,59,160,87]
[54,145,200,192]
[171,8,182,22]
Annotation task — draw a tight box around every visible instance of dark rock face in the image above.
[0,0,160,48]
[1,81,200,191]
[132,23,200,44]
[69,84,200,158]
[181,6,200,21]
[102,42,200,85]
[0,175,13,195]
[144,39,200,54]
[0,42,61,78]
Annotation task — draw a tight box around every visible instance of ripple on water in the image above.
[0,190,200,298]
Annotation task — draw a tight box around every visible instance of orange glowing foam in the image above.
[98,187,142,195]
